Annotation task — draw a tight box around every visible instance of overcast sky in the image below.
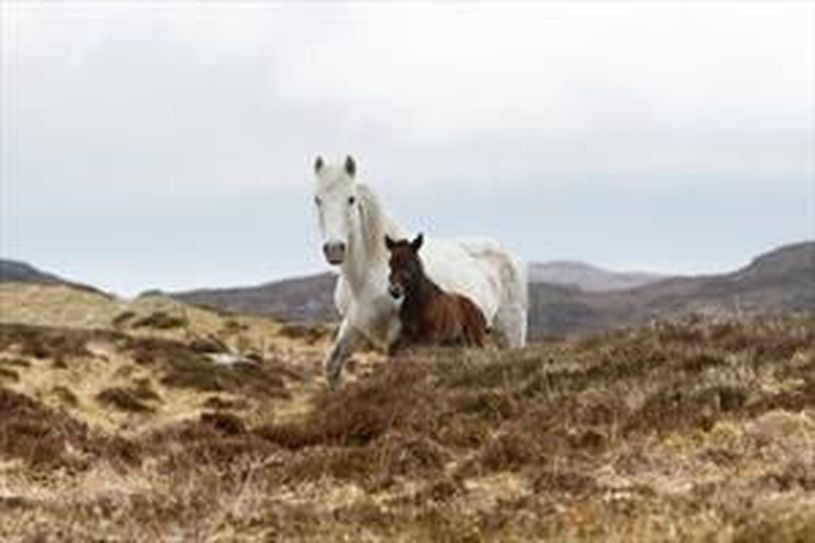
[2,2,813,296]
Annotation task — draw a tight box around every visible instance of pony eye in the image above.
[348,196,356,205]
[314,196,321,206]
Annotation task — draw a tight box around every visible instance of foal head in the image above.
[384,233,424,300]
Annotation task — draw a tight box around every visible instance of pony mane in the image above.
[356,183,404,263]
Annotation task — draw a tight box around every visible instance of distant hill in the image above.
[528,241,815,337]
[169,261,666,322]
[528,261,664,291]
[0,259,68,285]
[0,259,106,295]
[7,242,811,336]
[167,242,814,337]
[170,272,338,322]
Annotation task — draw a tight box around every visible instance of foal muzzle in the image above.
[388,284,403,300]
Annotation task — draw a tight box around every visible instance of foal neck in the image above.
[404,270,442,308]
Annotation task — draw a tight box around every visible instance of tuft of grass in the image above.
[0,356,31,368]
[160,359,289,398]
[221,318,249,334]
[52,385,79,406]
[257,363,433,449]
[0,367,20,382]
[732,499,815,543]
[96,387,155,413]
[126,335,200,366]
[125,335,295,398]
[0,386,90,468]
[0,323,95,360]
[278,323,331,344]
[131,311,187,330]
[112,310,136,328]
[202,395,250,411]
[188,334,228,354]
[131,377,162,402]
[473,429,540,473]
[199,411,246,435]
[145,417,277,468]
[96,382,161,414]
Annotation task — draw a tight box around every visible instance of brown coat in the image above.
[386,234,488,352]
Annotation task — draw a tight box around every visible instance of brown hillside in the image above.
[0,286,812,540]
[171,272,338,322]
[166,242,814,339]
[529,241,815,337]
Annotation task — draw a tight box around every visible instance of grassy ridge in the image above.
[0,313,813,541]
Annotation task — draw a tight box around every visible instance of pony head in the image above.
[312,155,362,265]
[384,233,424,300]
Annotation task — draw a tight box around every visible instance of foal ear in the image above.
[344,155,356,177]
[410,233,424,252]
[384,235,396,251]
[314,156,324,174]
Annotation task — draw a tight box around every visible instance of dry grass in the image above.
[0,322,96,360]
[277,322,334,345]
[96,382,160,414]
[0,298,813,540]
[131,311,188,330]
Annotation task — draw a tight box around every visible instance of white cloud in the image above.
[1,2,812,293]
[3,1,811,195]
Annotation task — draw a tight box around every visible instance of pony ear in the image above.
[344,155,356,177]
[410,233,424,252]
[314,156,324,174]
[384,235,395,251]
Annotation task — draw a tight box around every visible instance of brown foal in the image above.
[385,233,488,352]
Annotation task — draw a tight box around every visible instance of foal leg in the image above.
[324,319,363,390]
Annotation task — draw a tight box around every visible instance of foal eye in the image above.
[314,196,321,206]
[348,196,356,205]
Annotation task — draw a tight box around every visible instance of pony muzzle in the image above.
[322,241,346,265]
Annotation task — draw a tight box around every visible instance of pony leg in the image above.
[491,253,528,348]
[492,302,528,348]
[324,319,363,390]
[385,317,403,355]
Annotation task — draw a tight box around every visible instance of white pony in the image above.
[312,155,527,388]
